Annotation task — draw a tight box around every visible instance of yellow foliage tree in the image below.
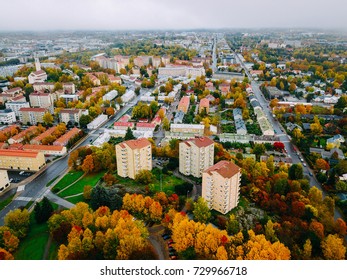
[321,234,346,260]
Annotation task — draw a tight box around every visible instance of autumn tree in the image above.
[4,209,30,239]
[0,248,14,260]
[83,185,93,200]
[162,117,170,131]
[105,107,115,116]
[243,230,291,260]
[0,226,19,253]
[43,112,54,125]
[321,234,346,260]
[315,158,330,171]
[135,170,154,185]
[288,164,303,180]
[81,154,94,174]
[193,197,211,224]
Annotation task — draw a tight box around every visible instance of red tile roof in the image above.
[123,138,151,150]
[114,122,134,127]
[183,136,214,148]
[19,107,46,112]
[23,144,65,152]
[137,123,156,128]
[200,98,209,107]
[204,160,240,178]
[0,149,40,158]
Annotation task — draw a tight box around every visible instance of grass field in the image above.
[14,216,50,260]
[114,169,184,194]
[0,194,15,211]
[52,170,84,193]
[59,171,106,198]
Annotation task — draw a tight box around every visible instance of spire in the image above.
[35,57,41,71]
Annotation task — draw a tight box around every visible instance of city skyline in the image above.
[1,0,347,31]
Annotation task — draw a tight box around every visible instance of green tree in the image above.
[124,127,135,140]
[226,214,239,235]
[288,164,303,180]
[90,186,109,210]
[34,197,54,223]
[79,114,93,128]
[193,197,211,224]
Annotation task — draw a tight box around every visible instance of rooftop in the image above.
[183,136,214,148]
[204,160,240,178]
[0,149,40,158]
[123,138,151,150]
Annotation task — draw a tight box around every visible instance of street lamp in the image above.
[187,190,190,199]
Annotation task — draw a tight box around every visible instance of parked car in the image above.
[309,172,313,176]
[303,163,307,167]
[163,235,171,240]
[170,255,177,260]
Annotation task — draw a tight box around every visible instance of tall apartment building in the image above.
[202,160,241,214]
[179,136,214,178]
[0,149,46,171]
[5,101,30,117]
[115,138,152,179]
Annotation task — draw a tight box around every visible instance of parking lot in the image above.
[7,170,33,184]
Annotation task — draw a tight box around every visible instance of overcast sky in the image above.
[0,0,346,31]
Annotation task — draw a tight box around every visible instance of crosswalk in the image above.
[15,196,32,202]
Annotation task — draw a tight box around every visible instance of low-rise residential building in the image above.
[202,160,241,214]
[0,109,16,124]
[121,90,135,103]
[178,96,190,113]
[28,70,47,84]
[19,107,47,125]
[115,138,152,179]
[59,109,83,124]
[0,170,10,194]
[136,122,156,132]
[114,122,135,130]
[0,149,46,171]
[102,90,118,102]
[22,144,67,156]
[60,94,79,104]
[199,98,210,114]
[327,134,345,147]
[30,126,57,145]
[29,92,54,113]
[179,136,214,178]
[8,126,38,144]
[87,114,108,130]
[53,127,81,146]
[170,124,205,135]
[5,101,30,117]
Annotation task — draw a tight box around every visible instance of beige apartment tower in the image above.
[179,136,214,178]
[202,160,241,214]
[115,138,152,179]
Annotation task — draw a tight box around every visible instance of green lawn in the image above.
[52,170,84,193]
[14,216,50,260]
[48,241,59,260]
[59,171,106,198]
[0,194,15,211]
[113,169,185,194]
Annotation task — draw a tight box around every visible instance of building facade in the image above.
[0,149,46,171]
[115,138,152,179]
[179,136,214,178]
[202,160,241,214]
